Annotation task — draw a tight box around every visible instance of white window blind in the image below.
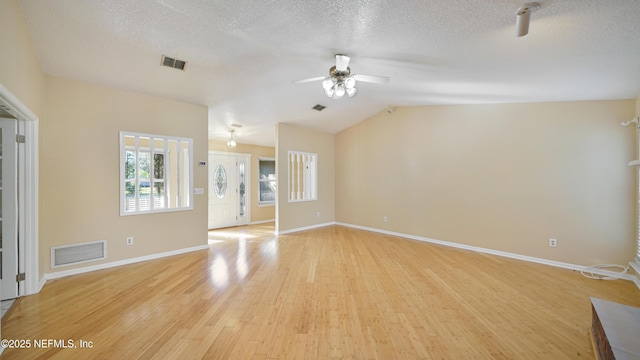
[627,119,640,267]
[636,163,640,264]
[120,131,193,215]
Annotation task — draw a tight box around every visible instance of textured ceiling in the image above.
[18,0,640,147]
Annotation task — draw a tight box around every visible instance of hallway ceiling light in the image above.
[227,130,237,148]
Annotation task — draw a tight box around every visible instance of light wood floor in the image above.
[2,224,639,359]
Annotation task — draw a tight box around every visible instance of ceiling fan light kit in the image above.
[516,2,540,37]
[323,74,358,99]
[294,54,389,99]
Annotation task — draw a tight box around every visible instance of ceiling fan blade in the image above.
[293,76,326,84]
[354,74,390,84]
[335,54,350,72]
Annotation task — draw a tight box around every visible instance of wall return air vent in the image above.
[51,240,107,268]
[161,55,187,71]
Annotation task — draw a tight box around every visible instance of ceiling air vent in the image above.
[312,104,326,111]
[161,55,187,71]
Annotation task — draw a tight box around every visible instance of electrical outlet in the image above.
[126,237,134,246]
[383,216,388,223]
[316,211,321,217]
[549,238,557,247]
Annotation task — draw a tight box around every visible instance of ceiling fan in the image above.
[294,54,390,99]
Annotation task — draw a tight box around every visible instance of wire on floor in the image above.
[580,264,629,280]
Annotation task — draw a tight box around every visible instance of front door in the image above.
[0,118,18,300]
[208,152,250,229]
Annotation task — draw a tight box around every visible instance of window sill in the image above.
[120,206,193,216]
[288,199,317,203]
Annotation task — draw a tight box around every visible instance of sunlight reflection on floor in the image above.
[207,223,277,288]
[209,254,229,289]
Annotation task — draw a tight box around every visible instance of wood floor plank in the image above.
[1,223,639,359]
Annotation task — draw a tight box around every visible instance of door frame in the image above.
[208,151,251,229]
[0,83,39,296]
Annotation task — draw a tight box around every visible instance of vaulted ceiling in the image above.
[19,0,640,147]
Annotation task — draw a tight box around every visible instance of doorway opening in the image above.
[0,84,39,298]
[0,117,19,300]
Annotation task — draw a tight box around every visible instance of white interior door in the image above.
[0,118,18,300]
[208,152,250,229]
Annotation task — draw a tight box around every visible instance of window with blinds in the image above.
[258,157,276,205]
[637,167,640,264]
[633,124,640,268]
[120,131,193,215]
[635,126,640,266]
[288,151,317,202]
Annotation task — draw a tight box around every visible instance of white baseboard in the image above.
[336,222,639,283]
[277,221,336,235]
[32,225,640,293]
[630,260,640,290]
[250,219,275,225]
[43,245,210,282]
[37,276,47,293]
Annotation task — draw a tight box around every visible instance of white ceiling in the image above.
[18,0,640,147]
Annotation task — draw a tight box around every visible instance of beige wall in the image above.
[208,140,276,223]
[276,123,335,232]
[41,76,209,276]
[4,0,640,280]
[336,101,636,266]
[0,0,45,116]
